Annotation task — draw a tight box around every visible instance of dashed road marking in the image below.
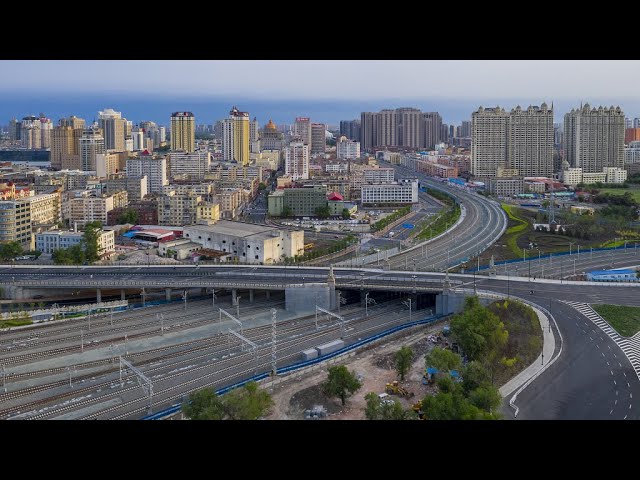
[563,301,640,382]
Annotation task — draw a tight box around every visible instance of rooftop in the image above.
[185,220,287,238]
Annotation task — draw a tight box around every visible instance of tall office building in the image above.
[471,106,509,177]
[51,116,85,170]
[222,106,250,165]
[293,117,312,146]
[170,111,195,153]
[360,112,377,152]
[634,118,640,129]
[507,104,553,177]
[285,139,309,180]
[339,120,361,142]
[98,108,126,151]
[250,117,260,153]
[9,118,20,141]
[79,125,105,171]
[259,119,284,151]
[564,104,625,172]
[461,120,472,138]
[310,123,326,154]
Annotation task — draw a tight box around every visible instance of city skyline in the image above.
[2,60,640,125]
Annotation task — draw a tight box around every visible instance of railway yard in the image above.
[0,291,425,420]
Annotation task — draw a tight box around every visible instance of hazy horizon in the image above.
[2,94,640,129]
[1,60,640,127]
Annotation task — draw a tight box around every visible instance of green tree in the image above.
[363,392,412,420]
[182,389,226,420]
[468,385,502,412]
[223,381,274,420]
[324,365,362,406]
[425,347,462,372]
[281,206,293,217]
[117,208,139,225]
[461,361,491,395]
[52,247,75,265]
[395,346,413,381]
[315,205,331,219]
[0,241,23,261]
[82,221,103,263]
[341,208,351,220]
[258,182,267,191]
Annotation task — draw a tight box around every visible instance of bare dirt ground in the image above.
[263,322,446,420]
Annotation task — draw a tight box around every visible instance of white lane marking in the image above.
[614,380,617,385]
[611,370,614,375]
[607,362,610,366]
[624,415,628,419]
[615,400,618,405]
[610,409,614,415]
[602,353,605,357]
[630,404,633,410]
[590,337,594,341]
[608,345,612,350]
[619,363,623,367]
[596,344,600,349]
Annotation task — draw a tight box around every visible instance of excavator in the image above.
[385,380,414,397]
[412,400,426,419]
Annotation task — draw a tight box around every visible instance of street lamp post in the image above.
[183,290,187,312]
[212,289,216,307]
[569,242,574,256]
[573,258,576,278]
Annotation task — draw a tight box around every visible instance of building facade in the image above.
[79,126,106,172]
[170,112,195,153]
[507,104,554,177]
[564,104,625,173]
[36,229,115,256]
[222,106,250,165]
[126,152,167,193]
[471,106,509,177]
[310,123,326,154]
[285,140,310,180]
[360,181,418,205]
[98,108,126,151]
[167,151,211,178]
[336,136,360,159]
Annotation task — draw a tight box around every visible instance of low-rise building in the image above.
[485,177,524,197]
[336,136,360,159]
[105,174,148,201]
[586,269,638,282]
[36,228,115,256]
[360,180,418,205]
[183,221,304,264]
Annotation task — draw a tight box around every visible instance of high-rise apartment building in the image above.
[222,106,250,165]
[39,117,53,149]
[310,123,326,154]
[51,116,85,170]
[250,117,260,153]
[358,109,443,151]
[396,108,422,149]
[21,116,41,149]
[285,140,309,180]
[126,151,168,193]
[98,108,126,151]
[507,104,553,177]
[564,104,625,173]
[625,128,640,144]
[170,112,195,153]
[0,198,33,249]
[336,136,360,159]
[79,126,105,171]
[293,117,312,146]
[471,106,509,177]
[461,120,472,138]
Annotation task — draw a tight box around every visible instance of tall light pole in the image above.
[182,290,187,312]
[212,289,216,307]
[569,242,574,256]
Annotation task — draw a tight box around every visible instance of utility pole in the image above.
[183,290,187,312]
[271,308,277,378]
[80,329,84,353]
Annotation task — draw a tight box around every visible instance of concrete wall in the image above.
[285,283,331,314]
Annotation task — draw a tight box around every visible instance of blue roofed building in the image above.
[586,269,638,282]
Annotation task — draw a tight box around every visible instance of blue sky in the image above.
[1,60,639,125]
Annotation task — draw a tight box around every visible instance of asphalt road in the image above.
[378,161,508,272]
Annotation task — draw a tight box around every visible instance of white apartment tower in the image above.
[471,106,509,177]
[564,104,625,173]
[285,140,309,180]
[508,103,554,177]
[126,152,168,193]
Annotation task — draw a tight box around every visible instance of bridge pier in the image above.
[166,288,172,301]
[232,289,237,305]
[96,289,102,304]
[121,289,126,301]
[360,290,366,307]
[249,289,254,303]
[265,290,270,300]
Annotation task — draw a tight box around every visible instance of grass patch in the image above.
[0,314,32,329]
[416,203,461,241]
[501,204,528,256]
[598,187,640,203]
[591,304,640,337]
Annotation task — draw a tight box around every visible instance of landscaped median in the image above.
[591,304,640,337]
[415,189,461,242]
[501,203,528,256]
